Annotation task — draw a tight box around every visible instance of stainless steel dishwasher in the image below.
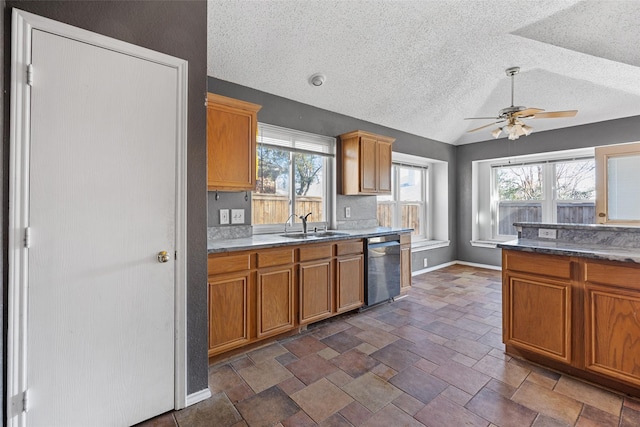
[365,234,401,307]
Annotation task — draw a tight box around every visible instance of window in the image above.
[253,123,334,232]
[595,141,640,224]
[493,159,595,236]
[377,163,428,240]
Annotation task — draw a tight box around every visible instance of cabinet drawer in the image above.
[208,253,250,275]
[584,261,640,290]
[257,248,294,268]
[336,240,363,256]
[299,244,333,262]
[504,250,572,280]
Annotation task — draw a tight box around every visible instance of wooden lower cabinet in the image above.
[299,260,332,324]
[400,233,411,292]
[257,266,295,338]
[503,249,640,395]
[503,273,572,363]
[208,272,250,356]
[336,254,364,313]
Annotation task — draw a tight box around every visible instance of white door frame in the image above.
[7,9,189,425]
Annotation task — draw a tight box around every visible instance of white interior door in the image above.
[9,13,187,426]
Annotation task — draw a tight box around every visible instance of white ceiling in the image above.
[207,0,640,145]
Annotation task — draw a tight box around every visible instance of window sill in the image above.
[470,240,512,249]
[411,240,450,252]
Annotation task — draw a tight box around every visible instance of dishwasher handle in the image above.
[367,234,400,245]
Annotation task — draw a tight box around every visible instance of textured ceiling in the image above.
[207,0,640,145]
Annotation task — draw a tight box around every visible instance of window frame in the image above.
[252,123,335,234]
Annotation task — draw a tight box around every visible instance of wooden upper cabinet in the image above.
[339,130,395,195]
[207,93,262,191]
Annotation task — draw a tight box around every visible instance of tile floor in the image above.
[140,265,640,427]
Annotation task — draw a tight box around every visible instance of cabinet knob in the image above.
[598,213,606,218]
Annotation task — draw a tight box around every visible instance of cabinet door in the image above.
[400,244,412,291]
[585,283,640,387]
[360,136,378,193]
[208,272,250,356]
[336,254,364,313]
[377,139,393,194]
[299,260,332,324]
[503,273,572,363]
[257,266,295,338]
[206,94,260,191]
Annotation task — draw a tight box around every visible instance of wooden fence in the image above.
[252,194,323,224]
[498,202,595,235]
[377,203,421,235]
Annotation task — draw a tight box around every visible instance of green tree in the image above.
[294,153,322,196]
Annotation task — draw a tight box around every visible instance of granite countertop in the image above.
[498,238,640,264]
[207,227,411,254]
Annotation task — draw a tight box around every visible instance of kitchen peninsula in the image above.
[499,222,640,397]
[207,228,411,361]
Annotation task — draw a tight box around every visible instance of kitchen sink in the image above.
[280,231,350,239]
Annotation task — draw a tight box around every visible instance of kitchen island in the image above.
[499,223,640,397]
[207,227,411,361]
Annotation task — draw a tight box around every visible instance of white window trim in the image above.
[253,123,336,234]
[471,147,595,247]
[388,152,449,250]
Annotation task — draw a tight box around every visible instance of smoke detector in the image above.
[309,73,326,87]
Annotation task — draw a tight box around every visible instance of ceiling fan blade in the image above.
[512,108,545,117]
[533,110,578,119]
[467,121,504,133]
[464,117,500,120]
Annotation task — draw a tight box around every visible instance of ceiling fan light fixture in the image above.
[522,124,533,136]
[491,128,502,138]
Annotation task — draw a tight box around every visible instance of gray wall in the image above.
[457,115,640,266]
[2,1,210,406]
[207,77,458,271]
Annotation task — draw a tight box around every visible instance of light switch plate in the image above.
[231,209,244,224]
[219,209,229,225]
[345,207,351,218]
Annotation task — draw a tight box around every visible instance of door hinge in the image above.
[26,64,33,86]
[22,389,29,412]
[175,251,177,260]
[24,227,31,248]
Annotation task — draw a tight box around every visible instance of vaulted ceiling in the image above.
[207,1,640,145]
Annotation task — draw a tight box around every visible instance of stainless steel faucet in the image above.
[283,213,297,233]
[299,212,312,234]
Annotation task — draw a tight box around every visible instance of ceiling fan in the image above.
[465,67,577,140]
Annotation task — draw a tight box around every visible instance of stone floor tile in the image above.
[274,352,298,366]
[235,386,300,427]
[354,342,379,355]
[375,310,411,328]
[370,342,421,371]
[577,404,620,427]
[452,352,478,367]
[433,305,466,320]
[330,349,379,378]
[318,413,353,427]
[175,392,241,427]
[135,412,176,427]
[209,364,246,393]
[413,357,438,374]
[392,324,441,343]
[326,369,354,388]
[526,371,558,389]
[625,397,640,411]
[317,347,341,360]
[290,378,354,423]
[483,378,517,399]
[310,320,351,340]
[388,366,448,404]
[247,343,289,364]
[465,387,538,427]
[472,354,530,388]
[320,330,364,353]
[278,376,306,396]
[554,375,623,416]
[355,328,399,349]
[440,385,473,406]
[341,372,403,412]
[415,395,489,427]
[360,404,425,427]
[432,360,491,395]
[229,356,254,371]
[281,410,315,427]
[282,334,328,358]
[237,358,293,393]
[226,382,255,403]
[532,414,572,427]
[346,314,396,332]
[339,400,374,426]
[393,392,425,416]
[286,353,339,385]
[621,406,640,427]
[370,363,397,381]
[406,338,457,365]
[512,381,583,425]
[444,337,492,361]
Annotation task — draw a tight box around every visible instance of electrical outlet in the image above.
[219,209,229,225]
[538,228,557,239]
[345,207,351,218]
[231,209,244,224]
[423,258,428,268]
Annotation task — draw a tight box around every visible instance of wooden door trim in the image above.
[8,10,190,424]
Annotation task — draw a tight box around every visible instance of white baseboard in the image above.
[185,388,212,407]
[411,260,501,276]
